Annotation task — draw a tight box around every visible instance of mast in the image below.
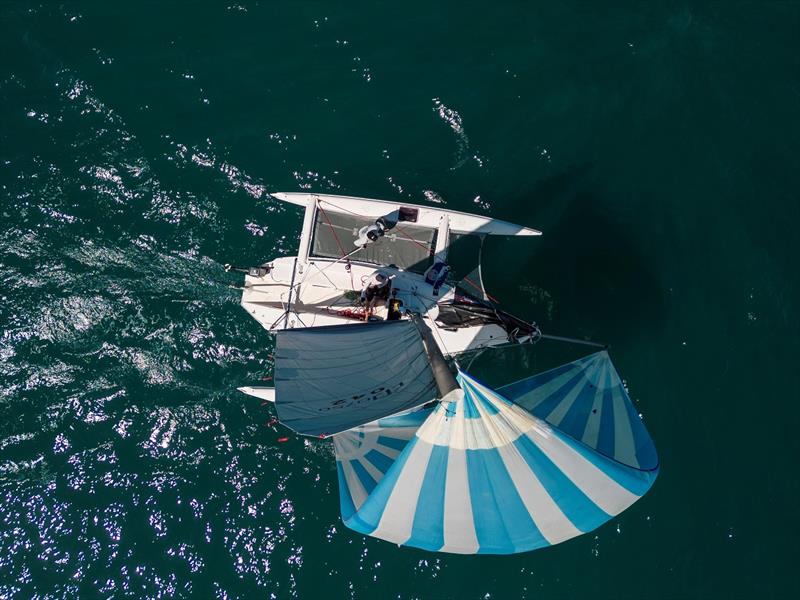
[410,314,459,397]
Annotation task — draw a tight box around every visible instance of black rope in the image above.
[538,333,608,349]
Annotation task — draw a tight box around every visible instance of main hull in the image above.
[241,256,515,355]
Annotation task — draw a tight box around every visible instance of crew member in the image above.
[360,272,391,319]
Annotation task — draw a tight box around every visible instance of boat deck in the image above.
[241,256,510,355]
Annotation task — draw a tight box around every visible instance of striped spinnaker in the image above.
[335,369,658,554]
[333,406,432,523]
[499,351,658,470]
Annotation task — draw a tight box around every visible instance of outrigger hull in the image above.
[270,192,542,237]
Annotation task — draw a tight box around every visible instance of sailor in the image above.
[354,214,398,247]
[360,271,391,318]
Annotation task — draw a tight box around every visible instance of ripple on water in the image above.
[0,8,555,596]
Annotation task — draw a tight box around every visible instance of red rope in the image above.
[460,276,500,304]
[316,201,355,289]
[317,202,349,259]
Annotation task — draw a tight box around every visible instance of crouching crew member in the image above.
[360,272,391,319]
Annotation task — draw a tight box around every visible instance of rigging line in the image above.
[293,310,308,328]
[538,333,608,349]
[316,198,371,219]
[267,287,291,330]
[316,200,355,289]
[281,257,299,330]
[394,223,435,253]
[316,201,349,256]
[391,222,499,304]
[477,233,486,294]
[309,246,363,278]
[268,309,287,330]
[268,298,307,330]
[319,198,436,256]
[449,340,510,358]
[459,275,500,304]
[319,197,503,305]
[393,222,500,304]
[465,345,488,372]
[475,235,509,325]
[452,331,604,351]
[426,315,459,370]
[307,261,339,290]
[317,199,442,297]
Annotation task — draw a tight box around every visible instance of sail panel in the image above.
[339,373,658,554]
[333,406,431,522]
[275,320,437,436]
[497,351,658,471]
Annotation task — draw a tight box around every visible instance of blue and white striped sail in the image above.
[337,370,658,554]
[498,350,658,470]
[333,406,432,522]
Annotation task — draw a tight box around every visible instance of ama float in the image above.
[230,192,658,555]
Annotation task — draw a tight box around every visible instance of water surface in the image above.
[1,2,798,598]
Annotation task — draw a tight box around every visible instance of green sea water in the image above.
[1,1,798,598]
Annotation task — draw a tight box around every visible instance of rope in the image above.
[394,222,435,254]
[316,200,355,290]
[459,275,500,304]
[319,198,436,258]
[466,345,488,371]
[538,333,607,349]
[317,201,348,255]
[311,246,363,278]
[317,198,373,219]
[282,257,298,329]
[318,198,499,306]
[391,217,499,304]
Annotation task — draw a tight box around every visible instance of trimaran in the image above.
[230,192,658,555]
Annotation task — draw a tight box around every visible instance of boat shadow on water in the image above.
[493,188,666,349]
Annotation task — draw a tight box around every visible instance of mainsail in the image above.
[274,320,438,436]
[333,368,658,554]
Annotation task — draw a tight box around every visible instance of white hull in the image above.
[271,192,542,237]
[241,256,513,355]
[239,192,539,356]
[238,386,276,402]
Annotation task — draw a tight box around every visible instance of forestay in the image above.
[336,370,658,554]
[498,350,658,470]
[274,321,438,436]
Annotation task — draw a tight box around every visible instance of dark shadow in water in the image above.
[488,189,666,349]
[531,193,666,345]
[502,163,596,232]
